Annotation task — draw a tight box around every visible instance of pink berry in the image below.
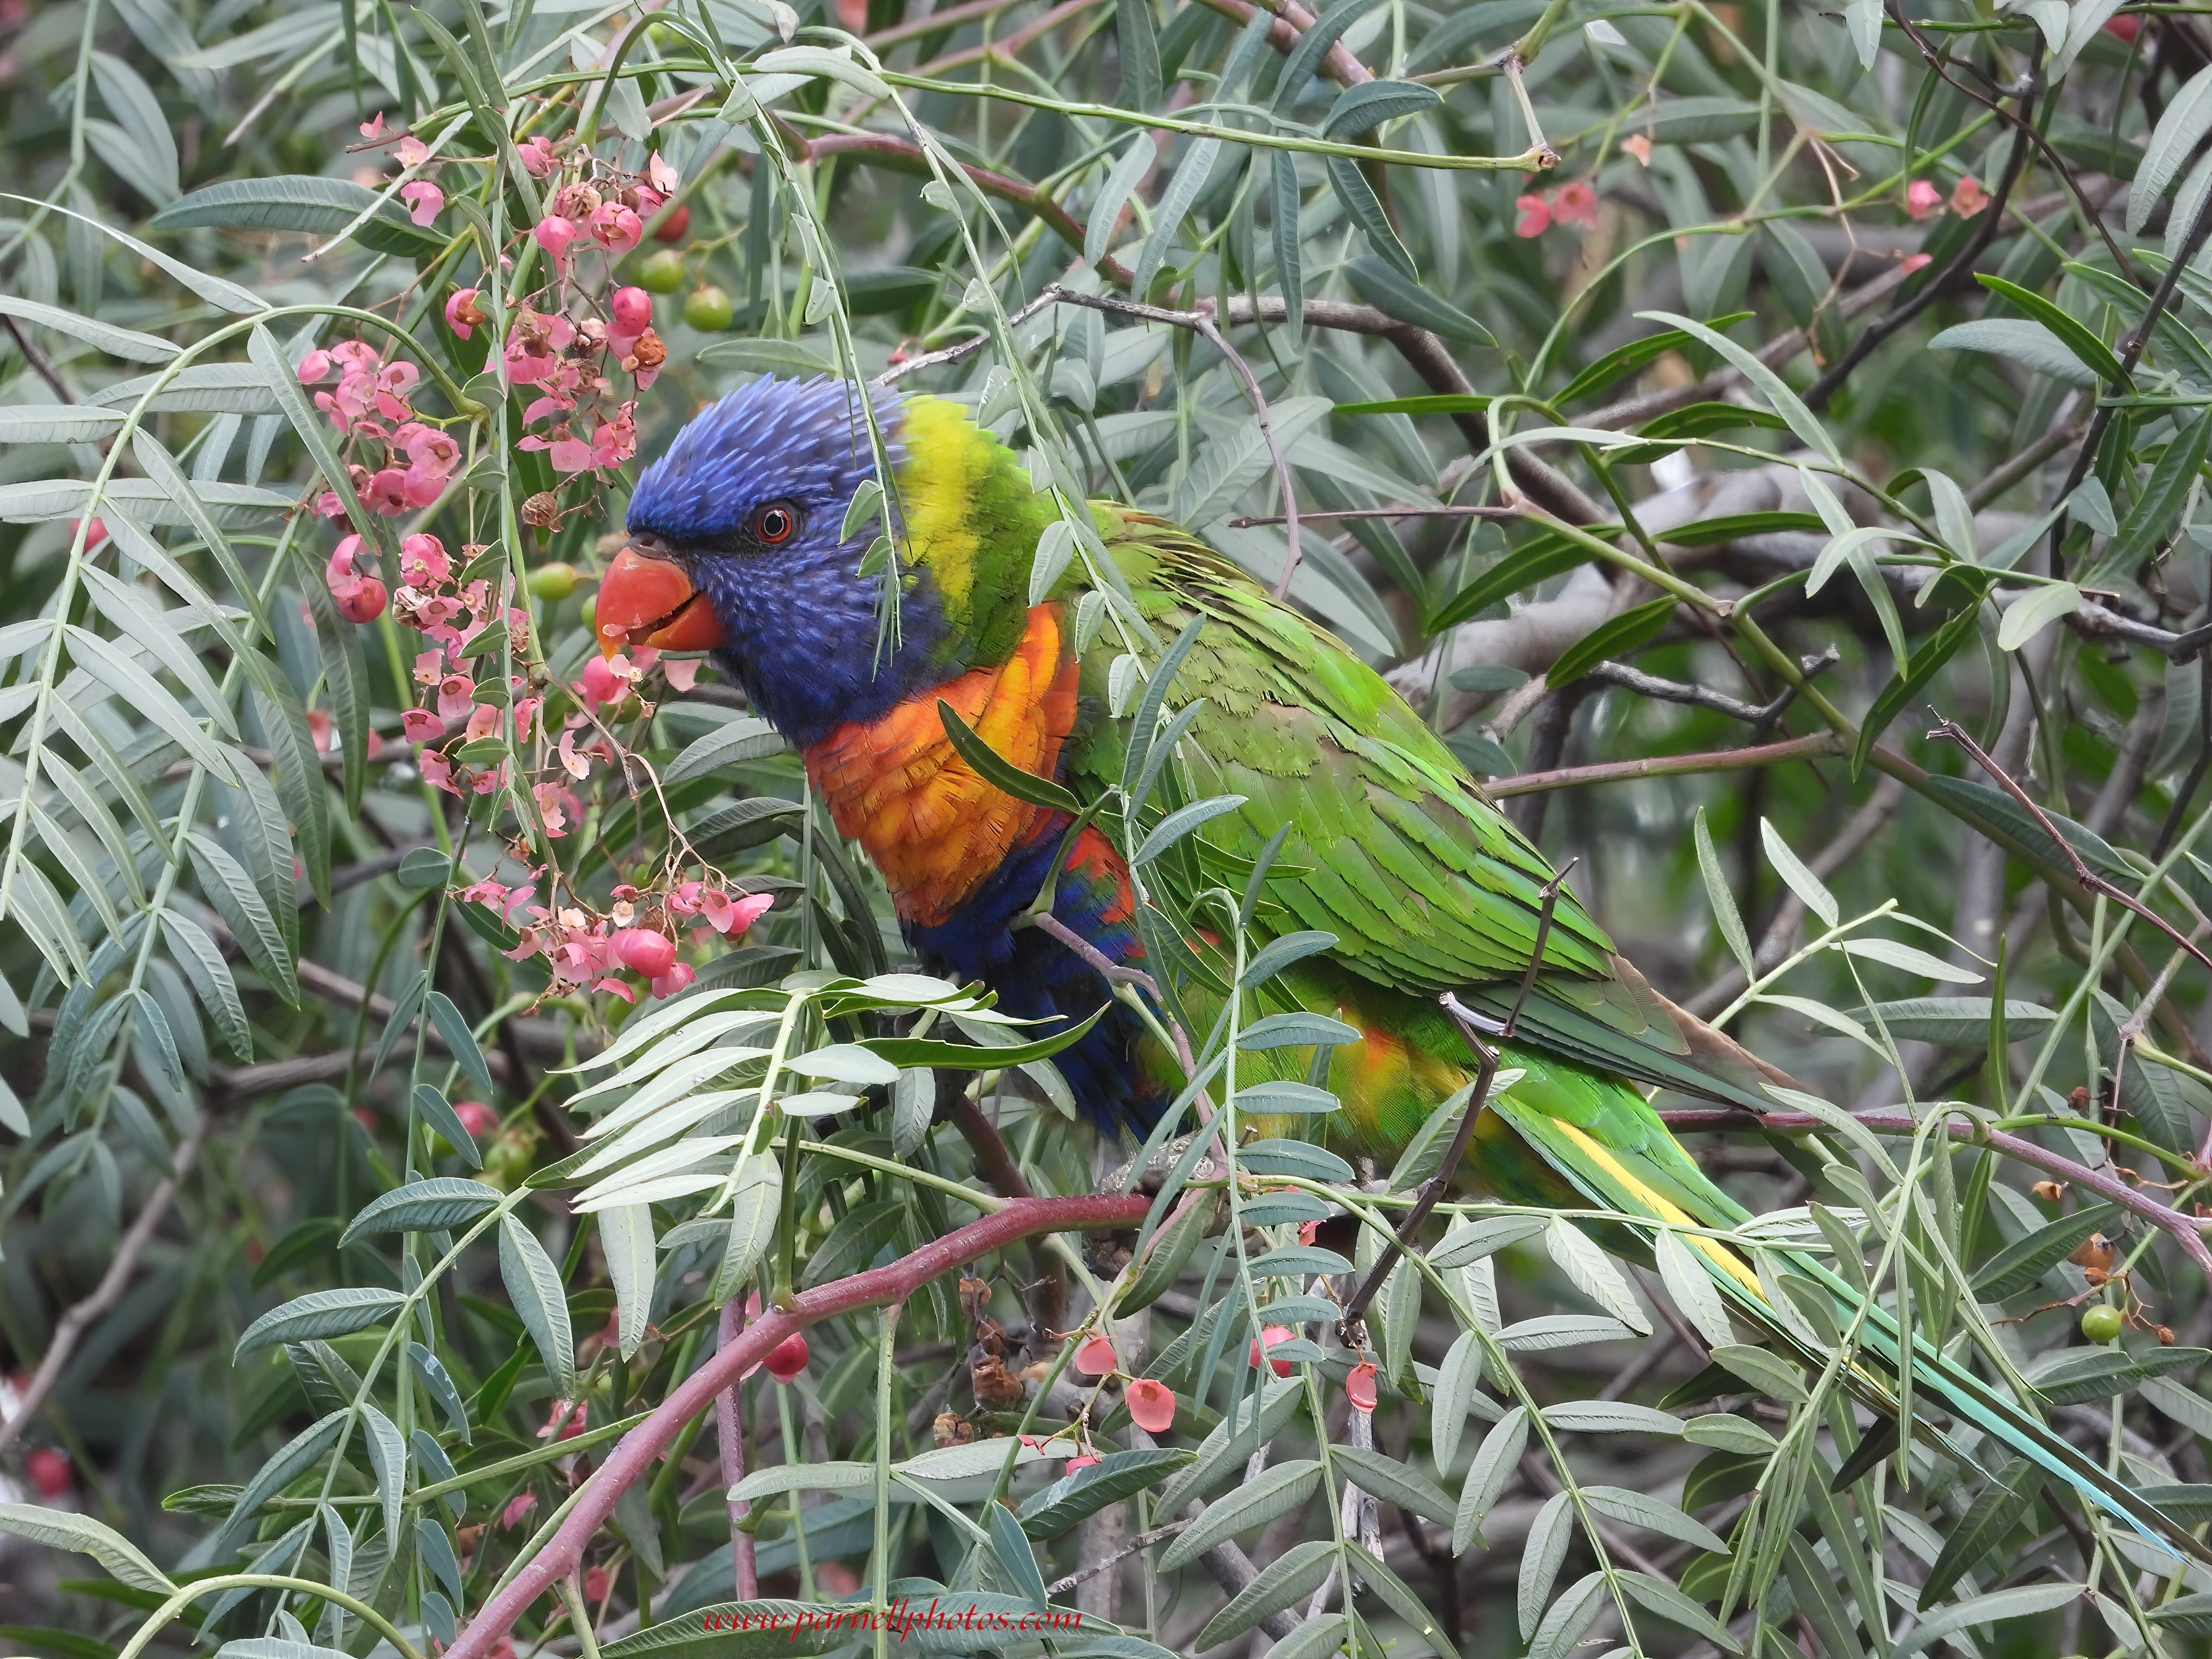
[1250,1324,1295,1377]
[765,1332,810,1382]
[611,286,652,334]
[454,1101,498,1137]
[337,577,388,623]
[613,928,676,979]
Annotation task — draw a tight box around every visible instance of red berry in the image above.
[72,517,107,548]
[583,1566,608,1602]
[653,204,690,243]
[453,1101,498,1137]
[613,928,676,979]
[2106,12,2140,39]
[337,577,388,623]
[25,1448,70,1499]
[765,1332,810,1382]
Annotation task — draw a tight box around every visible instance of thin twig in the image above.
[1228,505,1522,527]
[716,1298,758,1602]
[0,1117,206,1457]
[3,314,72,403]
[1045,1518,1191,1593]
[1485,730,1843,797]
[442,1194,1153,1659]
[1585,659,1801,727]
[1927,711,2212,977]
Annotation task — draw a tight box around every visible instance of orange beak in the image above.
[594,543,727,659]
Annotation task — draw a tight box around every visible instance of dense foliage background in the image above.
[15,0,2212,1658]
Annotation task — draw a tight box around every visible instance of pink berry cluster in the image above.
[298,339,459,569]
[496,881,774,1003]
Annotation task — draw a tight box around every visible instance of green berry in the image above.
[577,589,599,630]
[527,562,578,601]
[2080,1303,2125,1343]
[684,284,734,332]
[639,248,687,294]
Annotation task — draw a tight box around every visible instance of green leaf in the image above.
[1454,1405,1529,1553]
[0,1504,175,1593]
[1519,1491,1572,1637]
[2130,64,2212,234]
[234,1288,407,1359]
[361,1402,405,1545]
[150,175,447,257]
[1115,0,1161,112]
[1325,155,1417,282]
[1194,1539,1334,1649]
[1974,275,2127,384]
[1546,595,1677,688]
[2032,1344,2209,1406]
[1343,256,1491,345]
[1159,1459,1322,1569]
[1637,310,1840,463]
[1019,1448,1195,1538]
[1919,1459,2042,1607]
[600,1602,855,1659]
[1325,79,1443,137]
[412,1084,484,1169]
[1553,315,1755,407]
[1331,1445,1455,1525]
[499,1213,577,1399]
[936,699,1084,816]
[1929,319,2102,387]
[1851,589,1990,779]
[2097,411,2212,580]
[984,1501,1048,1611]
[1693,807,1754,973]
[1971,1203,2119,1299]
[1428,529,1616,632]
[340,1178,502,1246]
[0,294,176,362]
[664,717,788,785]
[427,992,494,1096]
[1135,794,1248,865]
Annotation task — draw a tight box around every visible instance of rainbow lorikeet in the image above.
[594,375,2190,1552]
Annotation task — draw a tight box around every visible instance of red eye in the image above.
[751,501,799,544]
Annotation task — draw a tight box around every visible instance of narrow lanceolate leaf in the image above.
[361,1402,406,1546]
[0,1503,176,1592]
[1638,310,1841,463]
[185,830,297,1005]
[1581,1486,1730,1551]
[2132,64,2212,233]
[428,991,495,1095]
[1971,1203,2118,1299]
[1760,818,1839,927]
[1545,1216,1650,1332]
[235,1288,408,1359]
[1432,1329,1486,1474]
[340,1178,503,1246]
[1331,1445,1455,1525]
[219,1410,347,1540]
[1656,1227,1736,1348]
[2100,410,2212,579]
[1693,807,1754,973]
[1017,1448,1194,1538]
[1519,1491,1572,1638]
[500,1213,577,1398]
[599,1203,657,1361]
[1159,1459,1322,1570]
[1193,1539,1335,1650]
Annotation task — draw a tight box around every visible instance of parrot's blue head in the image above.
[602,376,947,748]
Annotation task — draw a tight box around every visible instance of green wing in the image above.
[1069,506,1783,1116]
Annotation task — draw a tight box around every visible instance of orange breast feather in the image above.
[802,604,1080,926]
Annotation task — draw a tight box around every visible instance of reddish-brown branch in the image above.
[444,1194,1150,1659]
[1658,1109,2212,1278]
